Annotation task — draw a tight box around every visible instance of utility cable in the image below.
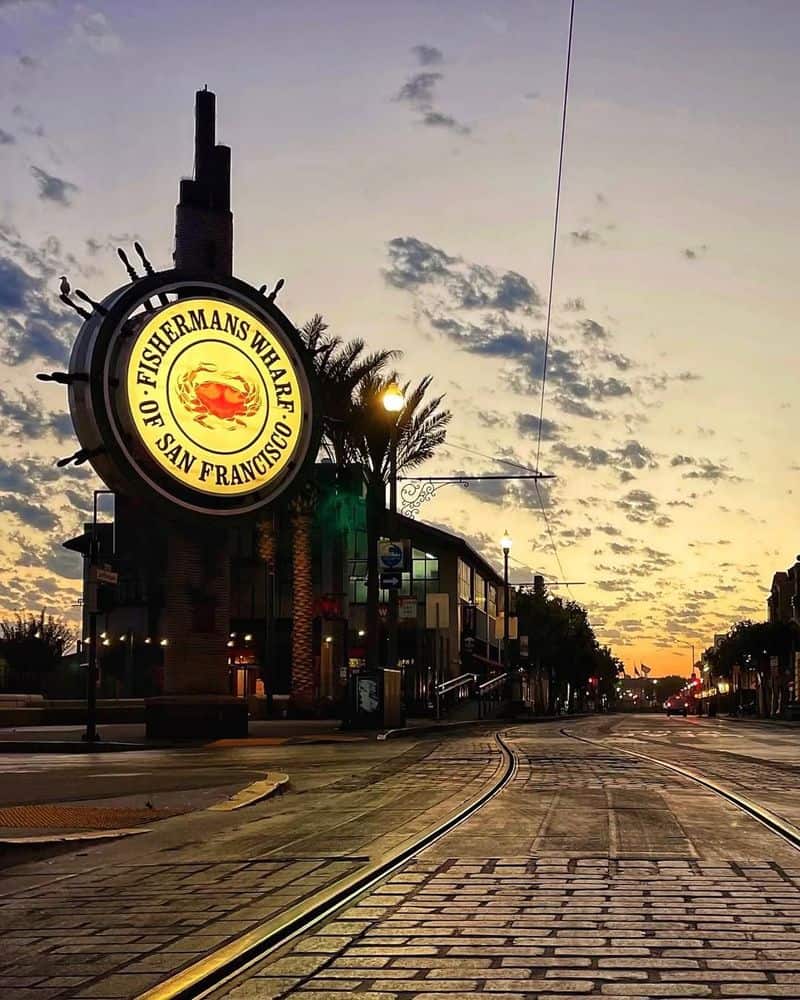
[535,0,576,473]
[533,0,576,592]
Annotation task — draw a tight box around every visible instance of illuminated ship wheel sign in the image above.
[68,271,319,517]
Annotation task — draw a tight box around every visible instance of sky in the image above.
[1,0,798,676]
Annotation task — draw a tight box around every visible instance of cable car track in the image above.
[561,726,800,853]
[137,731,518,1000]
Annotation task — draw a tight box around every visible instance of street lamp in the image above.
[501,530,512,688]
[382,384,405,672]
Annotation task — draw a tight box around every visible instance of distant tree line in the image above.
[0,611,75,694]
[703,619,799,716]
[515,587,623,712]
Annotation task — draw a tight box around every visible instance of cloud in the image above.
[396,71,441,107]
[0,226,76,365]
[515,413,563,441]
[411,44,443,66]
[0,494,60,532]
[616,489,671,526]
[0,128,14,145]
[30,166,78,206]
[0,387,75,442]
[13,533,83,579]
[671,454,740,482]
[394,56,470,135]
[72,6,121,53]
[569,229,601,245]
[385,237,541,312]
[683,244,708,260]
[420,110,470,135]
[563,297,585,312]
[551,439,656,473]
[579,319,608,340]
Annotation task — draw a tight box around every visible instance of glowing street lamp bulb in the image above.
[144,637,152,644]
[244,633,253,642]
[160,638,168,646]
[358,629,366,637]
[382,384,405,413]
[226,640,234,648]
[501,530,512,553]
[324,635,333,644]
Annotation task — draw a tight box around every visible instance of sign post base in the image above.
[145,695,248,739]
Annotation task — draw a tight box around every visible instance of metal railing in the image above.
[436,672,477,697]
[434,672,477,721]
[478,672,508,717]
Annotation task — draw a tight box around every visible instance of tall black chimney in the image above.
[174,87,233,276]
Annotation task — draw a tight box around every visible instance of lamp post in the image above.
[501,530,512,696]
[382,384,405,672]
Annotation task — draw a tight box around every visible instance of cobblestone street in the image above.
[5,716,800,999]
[220,717,800,999]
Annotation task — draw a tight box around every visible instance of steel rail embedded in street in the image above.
[136,731,518,1000]
[560,727,800,853]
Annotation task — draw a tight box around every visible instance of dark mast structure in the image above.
[174,87,233,276]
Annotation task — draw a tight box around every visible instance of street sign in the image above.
[399,597,417,621]
[378,540,410,572]
[426,593,449,630]
[380,571,402,589]
[90,565,118,585]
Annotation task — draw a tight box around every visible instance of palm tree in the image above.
[300,314,399,468]
[255,315,398,711]
[347,372,452,669]
[288,482,317,709]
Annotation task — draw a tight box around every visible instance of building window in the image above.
[474,572,486,609]
[412,549,439,602]
[487,583,497,620]
[458,559,472,603]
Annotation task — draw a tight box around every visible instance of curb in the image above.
[0,827,150,847]
[208,772,289,812]
[0,741,171,754]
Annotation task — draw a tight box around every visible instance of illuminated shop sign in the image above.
[68,274,318,517]
[127,298,305,497]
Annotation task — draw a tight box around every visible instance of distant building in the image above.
[767,558,800,624]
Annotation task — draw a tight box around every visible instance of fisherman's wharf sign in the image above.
[127,298,305,497]
[67,273,318,517]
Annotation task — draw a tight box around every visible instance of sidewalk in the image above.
[0,718,353,752]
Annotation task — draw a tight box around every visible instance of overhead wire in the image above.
[533,0,576,596]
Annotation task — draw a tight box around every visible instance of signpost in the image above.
[426,594,449,718]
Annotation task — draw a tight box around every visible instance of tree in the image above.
[515,588,622,712]
[0,611,75,693]
[254,316,399,709]
[704,619,798,716]
[346,372,452,669]
[289,483,317,710]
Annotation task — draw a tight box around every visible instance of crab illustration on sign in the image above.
[176,363,262,430]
